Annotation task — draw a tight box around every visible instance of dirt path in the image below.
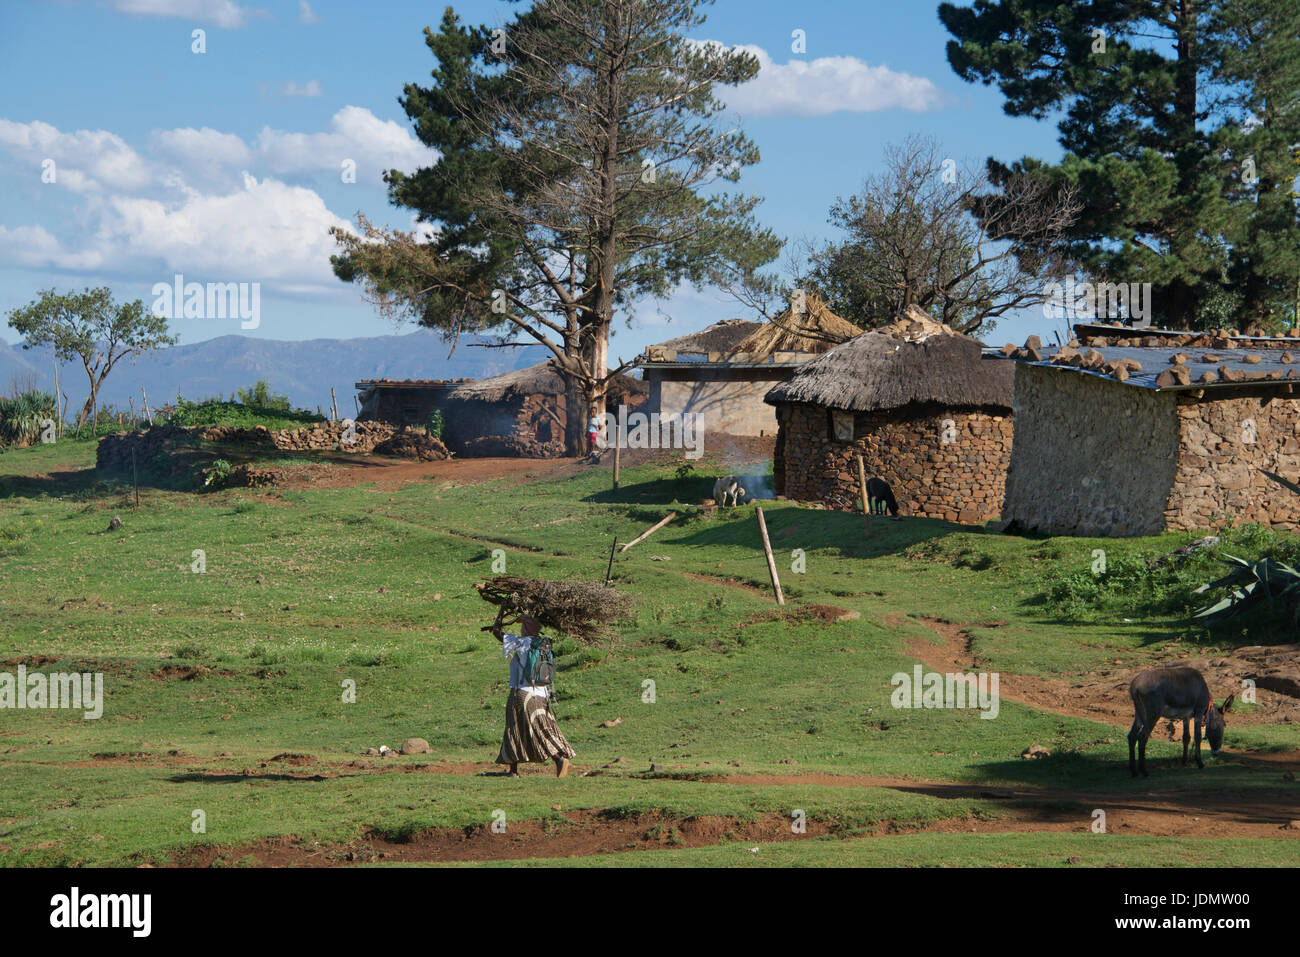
[163,769,1299,866]
[893,615,1300,728]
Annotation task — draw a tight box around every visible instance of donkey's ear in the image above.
[1220,694,1234,713]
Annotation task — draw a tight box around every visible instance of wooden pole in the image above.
[330,387,339,423]
[756,506,785,606]
[142,387,152,427]
[612,412,623,489]
[604,534,618,585]
[856,454,874,537]
[620,511,676,552]
[52,361,61,438]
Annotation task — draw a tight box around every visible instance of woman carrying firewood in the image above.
[490,612,574,777]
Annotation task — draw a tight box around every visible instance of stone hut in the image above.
[640,293,862,437]
[996,329,1300,536]
[765,308,1015,522]
[442,360,646,458]
[354,378,466,426]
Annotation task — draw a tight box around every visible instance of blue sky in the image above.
[0,0,1067,356]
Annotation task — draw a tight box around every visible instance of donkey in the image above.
[1127,666,1232,777]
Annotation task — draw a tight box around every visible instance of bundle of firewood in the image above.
[475,576,632,643]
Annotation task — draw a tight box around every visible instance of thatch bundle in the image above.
[446,361,644,404]
[729,292,863,359]
[475,576,632,643]
[764,308,1012,413]
[644,318,760,360]
[874,304,960,343]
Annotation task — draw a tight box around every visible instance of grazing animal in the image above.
[712,475,746,507]
[864,477,898,516]
[1127,666,1232,777]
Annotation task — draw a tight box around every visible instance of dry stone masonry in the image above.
[1002,362,1300,535]
[775,403,1013,523]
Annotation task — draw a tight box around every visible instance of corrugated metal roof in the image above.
[984,344,1300,392]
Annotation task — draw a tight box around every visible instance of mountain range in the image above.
[0,328,554,417]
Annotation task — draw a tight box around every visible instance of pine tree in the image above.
[940,0,1233,328]
[331,1,779,452]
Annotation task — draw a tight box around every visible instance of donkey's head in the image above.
[1206,694,1233,755]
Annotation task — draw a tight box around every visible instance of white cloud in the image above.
[103,174,352,282]
[256,106,438,179]
[704,42,946,116]
[0,224,82,268]
[103,0,265,29]
[0,119,153,193]
[298,1,318,24]
[153,126,253,184]
[0,113,418,292]
[0,174,352,288]
[284,79,322,98]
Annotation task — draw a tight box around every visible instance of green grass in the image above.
[1,439,1297,866]
[465,833,1297,868]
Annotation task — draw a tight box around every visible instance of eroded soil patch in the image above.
[894,615,1300,728]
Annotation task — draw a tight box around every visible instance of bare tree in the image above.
[809,136,1081,336]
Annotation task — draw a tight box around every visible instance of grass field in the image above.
[1,437,1298,867]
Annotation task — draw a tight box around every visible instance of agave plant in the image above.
[0,391,56,446]
[1191,553,1300,627]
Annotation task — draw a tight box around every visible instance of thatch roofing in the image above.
[764,307,1013,413]
[646,318,761,358]
[445,360,645,404]
[728,292,863,359]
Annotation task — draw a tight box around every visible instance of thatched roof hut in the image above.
[637,299,862,438]
[765,307,1014,524]
[443,360,645,458]
[765,306,1013,413]
[728,292,863,360]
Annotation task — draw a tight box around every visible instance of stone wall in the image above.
[443,394,567,458]
[1167,390,1300,531]
[1001,364,1180,536]
[773,401,1013,523]
[647,368,789,437]
[204,421,401,453]
[96,420,421,475]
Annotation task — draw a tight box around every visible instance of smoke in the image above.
[742,473,774,501]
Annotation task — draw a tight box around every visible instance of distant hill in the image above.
[0,328,553,417]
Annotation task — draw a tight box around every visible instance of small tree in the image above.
[808,137,1081,336]
[7,288,176,435]
[236,379,292,412]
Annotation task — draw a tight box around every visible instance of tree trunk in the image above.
[564,377,586,457]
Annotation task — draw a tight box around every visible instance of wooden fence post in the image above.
[856,454,873,537]
[756,507,785,606]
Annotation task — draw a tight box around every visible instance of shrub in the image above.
[0,390,56,446]
[202,459,233,488]
[427,408,445,440]
[235,380,292,413]
[168,395,317,430]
